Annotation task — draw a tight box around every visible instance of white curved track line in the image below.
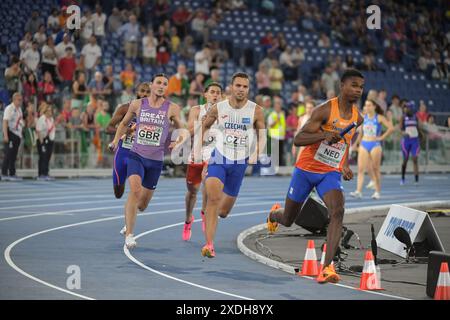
[3,204,272,299]
[124,210,268,300]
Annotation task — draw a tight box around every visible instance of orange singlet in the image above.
[296,97,359,174]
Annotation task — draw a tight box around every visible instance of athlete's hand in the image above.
[324,131,342,145]
[126,123,136,136]
[342,166,353,181]
[108,140,117,152]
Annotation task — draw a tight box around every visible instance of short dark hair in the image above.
[340,68,364,82]
[231,72,249,84]
[151,73,169,82]
[204,81,223,93]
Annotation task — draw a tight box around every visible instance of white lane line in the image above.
[0,198,275,222]
[3,205,271,300]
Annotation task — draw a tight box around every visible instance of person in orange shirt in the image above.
[267,69,365,284]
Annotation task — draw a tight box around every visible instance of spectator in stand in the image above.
[142,29,158,65]
[195,45,211,77]
[416,100,429,123]
[47,8,60,32]
[41,37,59,84]
[88,71,109,101]
[189,73,205,104]
[4,56,23,99]
[117,85,134,105]
[156,25,171,65]
[389,94,403,127]
[320,65,339,95]
[21,41,40,75]
[377,89,388,113]
[154,0,171,28]
[167,63,189,106]
[432,62,449,81]
[317,32,331,48]
[19,32,33,58]
[55,33,77,59]
[117,14,140,60]
[269,59,284,96]
[291,47,305,67]
[71,72,89,109]
[279,46,298,81]
[256,63,271,96]
[93,4,107,47]
[81,35,102,81]
[261,95,272,120]
[25,10,44,35]
[285,105,299,165]
[22,72,38,108]
[179,35,196,60]
[119,63,137,90]
[267,96,287,166]
[170,26,181,53]
[33,24,47,48]
[80,8,94,45]
[58,47,77,92]
[172,4,192,38]
[107,7,124,34]
[191,10,206,46]
[38,71,56,104]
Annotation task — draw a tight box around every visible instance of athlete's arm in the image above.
[110,99,138,150]
[293,102,340,146]
[201,104,218,141]
[106,104,128,135]
[187,105,200,137]
[254,105,267,158]
[377,114,394,141]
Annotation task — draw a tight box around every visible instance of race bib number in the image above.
[364,123,377,137]
[121,134,134,149]
[314,141,347,168]
[137,126,163,146]
[224,133,247,148]
[405,126,418,138]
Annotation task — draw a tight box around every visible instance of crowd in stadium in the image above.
[1,0,449,174]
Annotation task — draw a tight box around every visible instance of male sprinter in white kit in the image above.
[183,82,223,240]
[200,72,266,257]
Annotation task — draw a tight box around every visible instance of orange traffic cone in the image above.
[317,243,334,275]
[359,250,383,290]
[434,262,450,300]
[300,240,319,276]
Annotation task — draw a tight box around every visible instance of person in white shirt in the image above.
[41,37,58,82]
[21,41,40,74]
[80,8,95,45]
[33,24,47,48]
[194,46,211,76]
[55,33,77,59]
[93,4,107,46]
[142,29,157,65]
[35,102,56,180]
[47,8,59,32]
[81,35,102,80]
[2,93,24,181]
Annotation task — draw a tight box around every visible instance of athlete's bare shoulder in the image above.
[311,100,332,123]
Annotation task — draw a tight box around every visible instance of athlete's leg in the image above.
[204,177,224,246]
[321,189,345,267]
[217,194,237,218]
[185,183,200,222]
[269,196,304,227]
[412,156,419,183]
[370,146,383,193]
[401,138,410,183]
[137,187,155,212]
[268,167,312,230]
[114,184,125,199]
[355,144,369,193]
[125,174,143,236]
